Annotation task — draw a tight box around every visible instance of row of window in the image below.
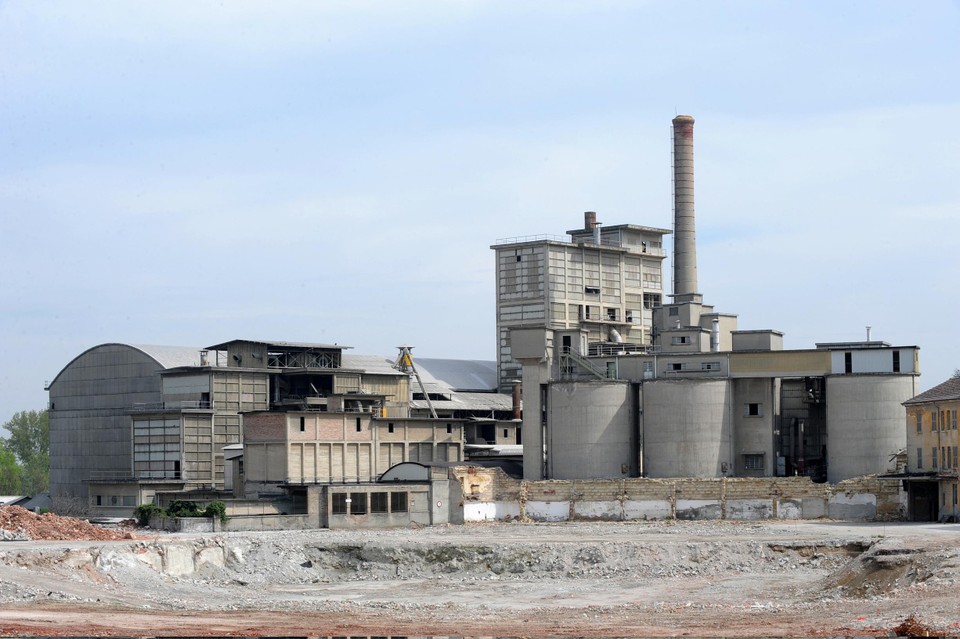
[667,361,722,372]
[331,491,408,515]
[916,409,960,433]
[94,494,136,507]
[917,446,960,470]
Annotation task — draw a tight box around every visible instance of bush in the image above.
[133,503,164,527]
[203,500,228,523]
[165,500,202,518]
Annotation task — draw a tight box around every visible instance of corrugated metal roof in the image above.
[341,354,406,376]
[411,391,513,412]
[415,358,497,391]
[131,344,207,369]
[204,339,347,350]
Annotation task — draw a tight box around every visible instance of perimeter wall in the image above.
[453,467,904,522]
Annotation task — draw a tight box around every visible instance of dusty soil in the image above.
[1,511,960,637]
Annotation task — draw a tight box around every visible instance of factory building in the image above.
[492,214,671,392]
[504,116,919,484]
[901,377,960,521]
[46,339,507,516]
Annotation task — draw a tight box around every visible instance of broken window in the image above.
[745,403,762,417]
[743,454,764,470]
[844,352,852,374]
[892,350,901,373]
[917,448,923,469]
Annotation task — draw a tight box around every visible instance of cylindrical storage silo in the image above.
[642,378,733,477]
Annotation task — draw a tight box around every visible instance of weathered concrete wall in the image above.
[456,467,904,522]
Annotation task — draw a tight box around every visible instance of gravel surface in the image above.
[1,517,959,636]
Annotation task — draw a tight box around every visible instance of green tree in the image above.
[1,409,49,495]
[0,443,23,494]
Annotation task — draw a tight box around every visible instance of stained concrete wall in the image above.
[642,379,732,478]
[456,467,903,523]
[826,374,914,482]
[547,381,635,479]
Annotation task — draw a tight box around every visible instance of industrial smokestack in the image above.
[672,115,698,299]
[584,211,596,230]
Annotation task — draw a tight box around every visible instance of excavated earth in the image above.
[1,510,959,637]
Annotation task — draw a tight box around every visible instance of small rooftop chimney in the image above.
[584,211,596,230]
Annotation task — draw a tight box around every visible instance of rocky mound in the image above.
[0,506,133,541]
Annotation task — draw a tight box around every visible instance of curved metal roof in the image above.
[47,343,204,388]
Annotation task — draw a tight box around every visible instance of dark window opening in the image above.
[746,403,762,417]
[584,286,600,295]
[669,307,679,316]
[391,492,408,513]
[356,417,362,432]
[332,493,347,515]
[370,492,388,513]
[350,492,367,515]
[892,350,901,373]
[446,424,452,434]
[388,423,394,433]
[299,416,305,432]
[516,255,522,262]
[844,352,853,374]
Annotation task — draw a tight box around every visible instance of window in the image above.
[332,493,348,515]
[95,495,102,506]
[954,410,958,430]
[670,362,683,371]
[933,447,938,469]
[745,403,762,417]
[954,446,958,469]
[643,293,661,310]
[669,307,679,316]
[388,423,395,433]
[844,352,852,374]
[356,417,362,432]
[744,454,764,470]
[122,495,135,507]
[954,484,958,506]
[892,351,900,373]
[516,255,522,262]
[446,424,452,434]
[370,492,388,514]
[391,492,408,513]
[671,336,690,345]
[943,447,948,469]
[299,416,305,432]
[701,362,720,371]
[916,413,923,433]
[932,411,938,431]
[503,428,509,438]
[584,286,600,295]
[350,492,367,515]
[917,447,923,469]
[606,308,618,321]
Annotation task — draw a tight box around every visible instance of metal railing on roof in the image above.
[130,400,212,412]
[495,234,568,245]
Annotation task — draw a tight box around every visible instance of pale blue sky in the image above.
[2,1,959,424]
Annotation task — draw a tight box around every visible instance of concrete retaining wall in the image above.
[454,467,904,523]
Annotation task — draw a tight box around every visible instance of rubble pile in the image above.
[0,506,131,541]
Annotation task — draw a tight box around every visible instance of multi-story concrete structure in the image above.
[902,377,960,521]
[47,339,508,516]
[505,115,920,485]
[492,213,671,392]
[241,411,464,497]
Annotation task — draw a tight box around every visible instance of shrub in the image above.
[165,500,202,518]
[133,503,164,527]
[203,500,228,523]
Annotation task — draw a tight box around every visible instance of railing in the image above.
[130,400,212,412]
[88,470,183,481]
[588,343,654,357]
[495,234,567,245]
[559,350,610,381]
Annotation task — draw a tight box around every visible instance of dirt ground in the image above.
[1,509,959,637]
